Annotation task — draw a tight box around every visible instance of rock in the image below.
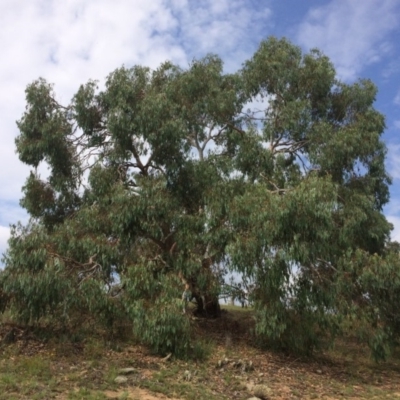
[118,367,137,375]
[247,397,262,400]
[217,358,229,368]
[243,360,254,372]
[252,384,272,399]
[183,370,192,381]
[316,369,322,374]
[114,376,128,384]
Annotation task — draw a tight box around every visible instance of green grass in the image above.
[220,303,253,312]
[0,307,399,399]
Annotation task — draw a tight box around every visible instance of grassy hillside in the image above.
[0,305,399,399]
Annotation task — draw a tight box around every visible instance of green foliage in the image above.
[129,297,191,357]
[332,248,400,360]
[1,37,397,359]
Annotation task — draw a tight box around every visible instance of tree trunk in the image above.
[193,293,221,318]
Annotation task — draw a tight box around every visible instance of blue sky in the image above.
[1,0,400,260]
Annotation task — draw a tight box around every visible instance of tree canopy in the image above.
[2,37,399,359]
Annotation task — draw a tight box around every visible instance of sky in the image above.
[1,0,400,261]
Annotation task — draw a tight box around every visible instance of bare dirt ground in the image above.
[104,388,182,400]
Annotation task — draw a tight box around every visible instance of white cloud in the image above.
[296,0,399,81]
[387,215,400,243]
[0,0,272,232]
[386,143,400,181]
[0,203,27,265]
[0,226,10,262]
[382,57,400,79]
[165,0,272,71]
[395,89,400,106]
[384,195,400,217]
[0,201,28,227]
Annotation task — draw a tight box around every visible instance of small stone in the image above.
[247,397,262,400]
[243,360,254,372]
[316,369,322,374]
[258,373,264,377]
[118,367,137,375]
[253,384,272,399]
[114,376,128,384]
[183,370,192,381]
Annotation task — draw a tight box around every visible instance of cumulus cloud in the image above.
[0,225,10,263]
[382,57,400,79]
[386,143,400,181]
[395,89,400,106]
[166,0,272,71]
[0,202,28,264]
[0,201,28,227]
[0,0,272,237]
[387,215,400,243]
[296,0,399,81]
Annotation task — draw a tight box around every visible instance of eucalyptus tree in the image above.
[1,37,396,358]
